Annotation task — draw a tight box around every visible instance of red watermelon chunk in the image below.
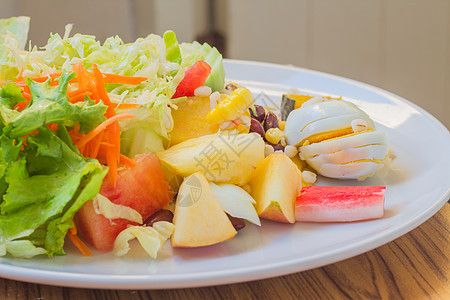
[295,186,385,222]
[75,152,173,251]
[171,60,211,98]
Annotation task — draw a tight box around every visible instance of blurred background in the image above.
[1,0,448,128]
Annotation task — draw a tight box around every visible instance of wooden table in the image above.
[1,204,448,300]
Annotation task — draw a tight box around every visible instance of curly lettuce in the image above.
[0,69,107,258]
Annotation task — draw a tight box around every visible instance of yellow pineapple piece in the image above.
[170,96,220,145]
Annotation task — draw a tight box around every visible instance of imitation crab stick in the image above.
[295,186,386,222]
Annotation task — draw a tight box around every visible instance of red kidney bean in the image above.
[144,209,173,227]
[249,105,266,123]
[266,142,285,152]
[249,119,265,139]
[225,83,238,92]
[227,214,246,231]
[263,112,279,132]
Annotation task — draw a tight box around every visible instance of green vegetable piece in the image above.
[163,30,182,64]
[0,126,107,257]
[0,72,107,138]
[182,41,225,92]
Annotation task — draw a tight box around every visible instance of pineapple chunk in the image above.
[158,131,265,186]
[171,96,220,145]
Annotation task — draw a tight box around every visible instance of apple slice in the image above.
[249,153,302,223]
[171,172,237,247]
[209,182,261,226]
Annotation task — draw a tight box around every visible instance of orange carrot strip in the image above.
[69,92,93,103]
[92,64,122,184]
[120,154,136,167]
[99,142,115,148]
[88,130,104,159]
[47,123,58,131]
[69,224,77,235]
[16,69,24,82]
[67,231,93,256]
[14,99,29,111]
[112,103,140,110]
[73,63,98,101]
[110,122,121,164]
[68,88,89,98]
[102,73,148,85]
[67,222,92,256]
[92,64,113,108]
[105,141,118,185]
[78,144,86,156]
[22,91,31,99]
[75,113,135,148]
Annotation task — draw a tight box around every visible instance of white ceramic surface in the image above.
[1,60,449,289]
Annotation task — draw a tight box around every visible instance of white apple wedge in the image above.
[171,172,237,247]
[249,154,302,223]
[209,183,261,226]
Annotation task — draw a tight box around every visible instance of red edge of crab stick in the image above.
[295,186,386,223]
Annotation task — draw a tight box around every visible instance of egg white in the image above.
[285,100,374,146]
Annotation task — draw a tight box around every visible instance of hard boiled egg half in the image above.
[284,97,389,180]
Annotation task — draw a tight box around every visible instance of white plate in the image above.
[1,60,449,289]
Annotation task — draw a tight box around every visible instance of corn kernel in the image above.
[279,121,286,131]
[265,128,284,144]
[206,87,254,124]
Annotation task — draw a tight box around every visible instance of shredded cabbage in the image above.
[113,221,174,257]
[92,194,143,224]
[1,18,225,154]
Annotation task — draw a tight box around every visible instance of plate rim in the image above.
[1,59,449,289]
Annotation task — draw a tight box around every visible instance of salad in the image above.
[0,17,390,259]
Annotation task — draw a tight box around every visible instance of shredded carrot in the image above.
[15,64,141,188]
[75,113,135,148]
[12,65,146,256]
[67,88,90,98]
[22,91,31,100]
[16,68,24,82]
[105,142,118,184]
[73,62,98,101]
[69,92,93,103]
[93,65,113,109]
[68,223,93,257]
[14,100,29,111]
[99,142,116,148]
[120,154,137,167]
[87,130,104,159]
[102,73,148,85]
[47,123,58,131]
[111,103,140,110]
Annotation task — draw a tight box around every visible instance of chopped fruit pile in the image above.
[0,16,390,260]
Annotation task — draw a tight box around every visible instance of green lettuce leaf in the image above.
[0,71,107,138]
[181,41,225,92]
[0,126,107,257]
[0,65,108,258]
